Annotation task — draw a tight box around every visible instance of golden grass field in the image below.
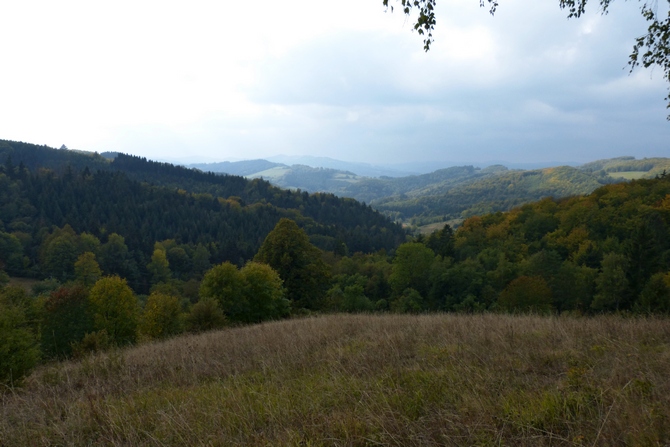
[2,313,669,446]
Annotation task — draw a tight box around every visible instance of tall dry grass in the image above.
[2,313,669,446]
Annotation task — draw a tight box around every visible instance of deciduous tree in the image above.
[498,276,553,313]
[74,252,102,287]
[255,218,330,310]
[139,292,183,339]
[88,276,139,346]
[41,285,94,359]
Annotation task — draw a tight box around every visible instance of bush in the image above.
[185,298,226,333]
[139,292,183,339]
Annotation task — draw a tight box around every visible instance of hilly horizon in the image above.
[187,154,670,228]
[12,141,669,232]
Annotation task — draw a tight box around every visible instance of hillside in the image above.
[374,165,612,224]
[2,313,669,446]
[580,156,670,178]
[0,139,406,292]
[188,156,670,227]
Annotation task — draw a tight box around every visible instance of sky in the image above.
[1,0,669,167]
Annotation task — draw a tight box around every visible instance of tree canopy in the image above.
[388,0,670,117]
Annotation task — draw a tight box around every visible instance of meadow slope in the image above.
[2,314,669,446]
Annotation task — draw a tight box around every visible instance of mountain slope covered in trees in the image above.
[0,140,406,292]
[374,165,612,224]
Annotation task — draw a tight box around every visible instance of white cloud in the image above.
[0,0,668,165]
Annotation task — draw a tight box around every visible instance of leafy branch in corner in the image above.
[386,0,670,118]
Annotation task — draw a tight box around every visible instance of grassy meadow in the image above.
[2,313,670,446]
[607,171,649,180]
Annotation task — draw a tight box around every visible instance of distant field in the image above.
[3,313,669,446]
[607,171,649,180]
[7,276,39,292]
[417,219,463,234]
[248,166,290,180]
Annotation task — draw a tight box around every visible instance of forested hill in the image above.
[374,165,611,224]
[0,140,406,291]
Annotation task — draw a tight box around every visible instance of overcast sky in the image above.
[1,0,668,166]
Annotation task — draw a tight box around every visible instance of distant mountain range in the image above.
[188,156,670,227]
[189,156,415,179]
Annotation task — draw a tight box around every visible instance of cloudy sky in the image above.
[1,0,668,166]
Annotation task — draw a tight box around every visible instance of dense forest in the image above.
[0,140,405,284]
[2,139,670,386]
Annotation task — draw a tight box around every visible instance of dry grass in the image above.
[2,313,670,446]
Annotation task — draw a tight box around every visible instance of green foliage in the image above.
[0,269,8,288]
[31,278,61,296]
[425,223,454,258]
[41,285,94,359]
[147,248,171,284]
[0,287,40,385]
[98,233,132,278]
[42,230,79,281]
[0,231,24,273]
[327,274,374,312]
[71,329,110,357]
[255,218,330,310]
[0,139,405,293]
[391,288,424,313]
[200,261,288,323]
[88,276,139,346]
[592,253,629,312]
[139,292,183,340]
[191,244,211,278]
[200,262,244,319]
[239,262,290,323]
[552,261,597,312]
[498,276,553,314]
[185,297,226,333]
[636,272,670,313]
[74,252,101,287]
[373,165,611,224]
[389,242,435,298]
